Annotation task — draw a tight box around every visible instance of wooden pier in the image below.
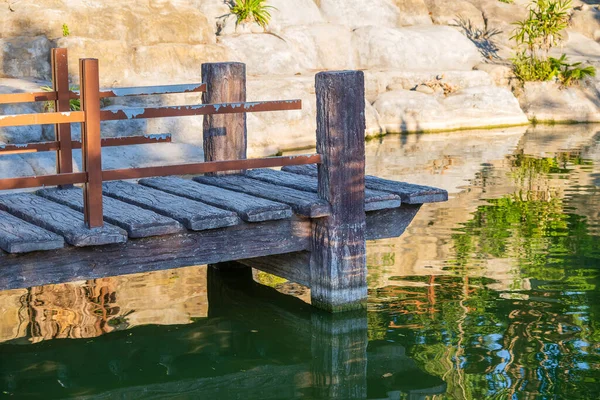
[0,49,447,312]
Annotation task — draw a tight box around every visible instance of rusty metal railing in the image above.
[0,49,320,228]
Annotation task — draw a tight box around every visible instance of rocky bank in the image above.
[1,0,600,178]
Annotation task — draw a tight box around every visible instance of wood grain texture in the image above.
[246,169,402,212]
[0,194,127,247]
[311,71,368,312]
[202,62,246,175]
[0,217,311,291]
[283,164,449,204]
[194,174,331,218]
[102,181,241,231]
[37,188,183,238]
[238,251,312,287]
[139,176,292,223]
[0,210,64,253]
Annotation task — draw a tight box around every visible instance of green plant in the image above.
[41,85,81,111]
[510,0,596,84]
[511,0,571,60]
[62,23,70,37]
[550,54,597,86]
[229,0,275,30]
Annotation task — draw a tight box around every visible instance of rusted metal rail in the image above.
[0,48,309,228]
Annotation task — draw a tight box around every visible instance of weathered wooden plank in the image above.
[365,204,421,241]
[37,188,183,238]
[0,210,64,253]
[102,181,240,231]
[282,164,449,204]
[311,71,368,313]
[0,194,127,247]
[246,169,402,212]
[194,175,331,218]
[0,217,311,291]
[239,251,311,287]
[139,176,292,223]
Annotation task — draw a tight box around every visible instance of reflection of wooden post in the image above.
[79,58,103,228]
[311,71,367,312]
[52,48,73,186]
[202,62,247,175]
[311,311,368,399]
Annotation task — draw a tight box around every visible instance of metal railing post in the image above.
[79,58,104,228]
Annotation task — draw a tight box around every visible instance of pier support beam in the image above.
[311,71,367,312]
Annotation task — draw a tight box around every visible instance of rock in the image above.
[353,26,482,71]
[374,86,528,133]
[219,34,303,75]
[55,37,135,86]
[0,36,51,80]
[425,0,484,27]
[393,0,432,26]
[267,0,324,33]
[415,84,435,94]
[0,104,44,144]
[318,0,402,28]
[474,63,516,88]
[551,31,600,63]
[519,81,600,123]
[363,70,494,102]
[0,154,36,180]
[133,44,230,84]
[467,0,528,48]
[281,24,356,70]
[569,7,600,42]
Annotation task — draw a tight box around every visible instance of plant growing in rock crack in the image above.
[40,85,81,111]
[228,0,275,31]
[510,0,596,85]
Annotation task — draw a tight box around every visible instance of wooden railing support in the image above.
[311,71,367,312]
[80,58,104,228]
[51,48,74,187]
[202,62,247,174]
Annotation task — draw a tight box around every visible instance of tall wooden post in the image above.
[201,62,246,174]
[52,48,74,186]
[311,71,367,312]
[79,58,103,228]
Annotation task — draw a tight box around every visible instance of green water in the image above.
[1,125,600,399]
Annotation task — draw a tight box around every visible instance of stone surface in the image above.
[267,0,325,33]
[281,24,356,70]
[219,34,303,75]
[569,6,600,42]
[394,0,432,26]
[425,0,484,27]
[318,0,401,28]
[519,80,600,123]
[0,36,51,80]
[374,86,529,133]
[353,26,482,71]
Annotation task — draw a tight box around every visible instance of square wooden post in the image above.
[201,62,247,175]
[79,58,103,228]
[311,71,367,312]
[51,48,74,186]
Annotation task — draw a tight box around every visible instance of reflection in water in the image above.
[1,124,600,399]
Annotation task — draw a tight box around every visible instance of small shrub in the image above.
[229,0,275,30]
[512,52,558,81]
[62,23,70,37]
[41,85,81,111]
[550,54,597,86]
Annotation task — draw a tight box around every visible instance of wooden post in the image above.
[79,58,103,228]
[201,62,246,174]
[51,48,74,186]
[311,71,367,312]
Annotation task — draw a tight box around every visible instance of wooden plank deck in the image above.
[0,171,447,291]
[282,164,449,204]
[0,172,444,256]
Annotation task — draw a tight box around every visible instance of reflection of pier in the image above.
[0,267,445,400]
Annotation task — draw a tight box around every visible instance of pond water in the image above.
[1,124,599,399]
